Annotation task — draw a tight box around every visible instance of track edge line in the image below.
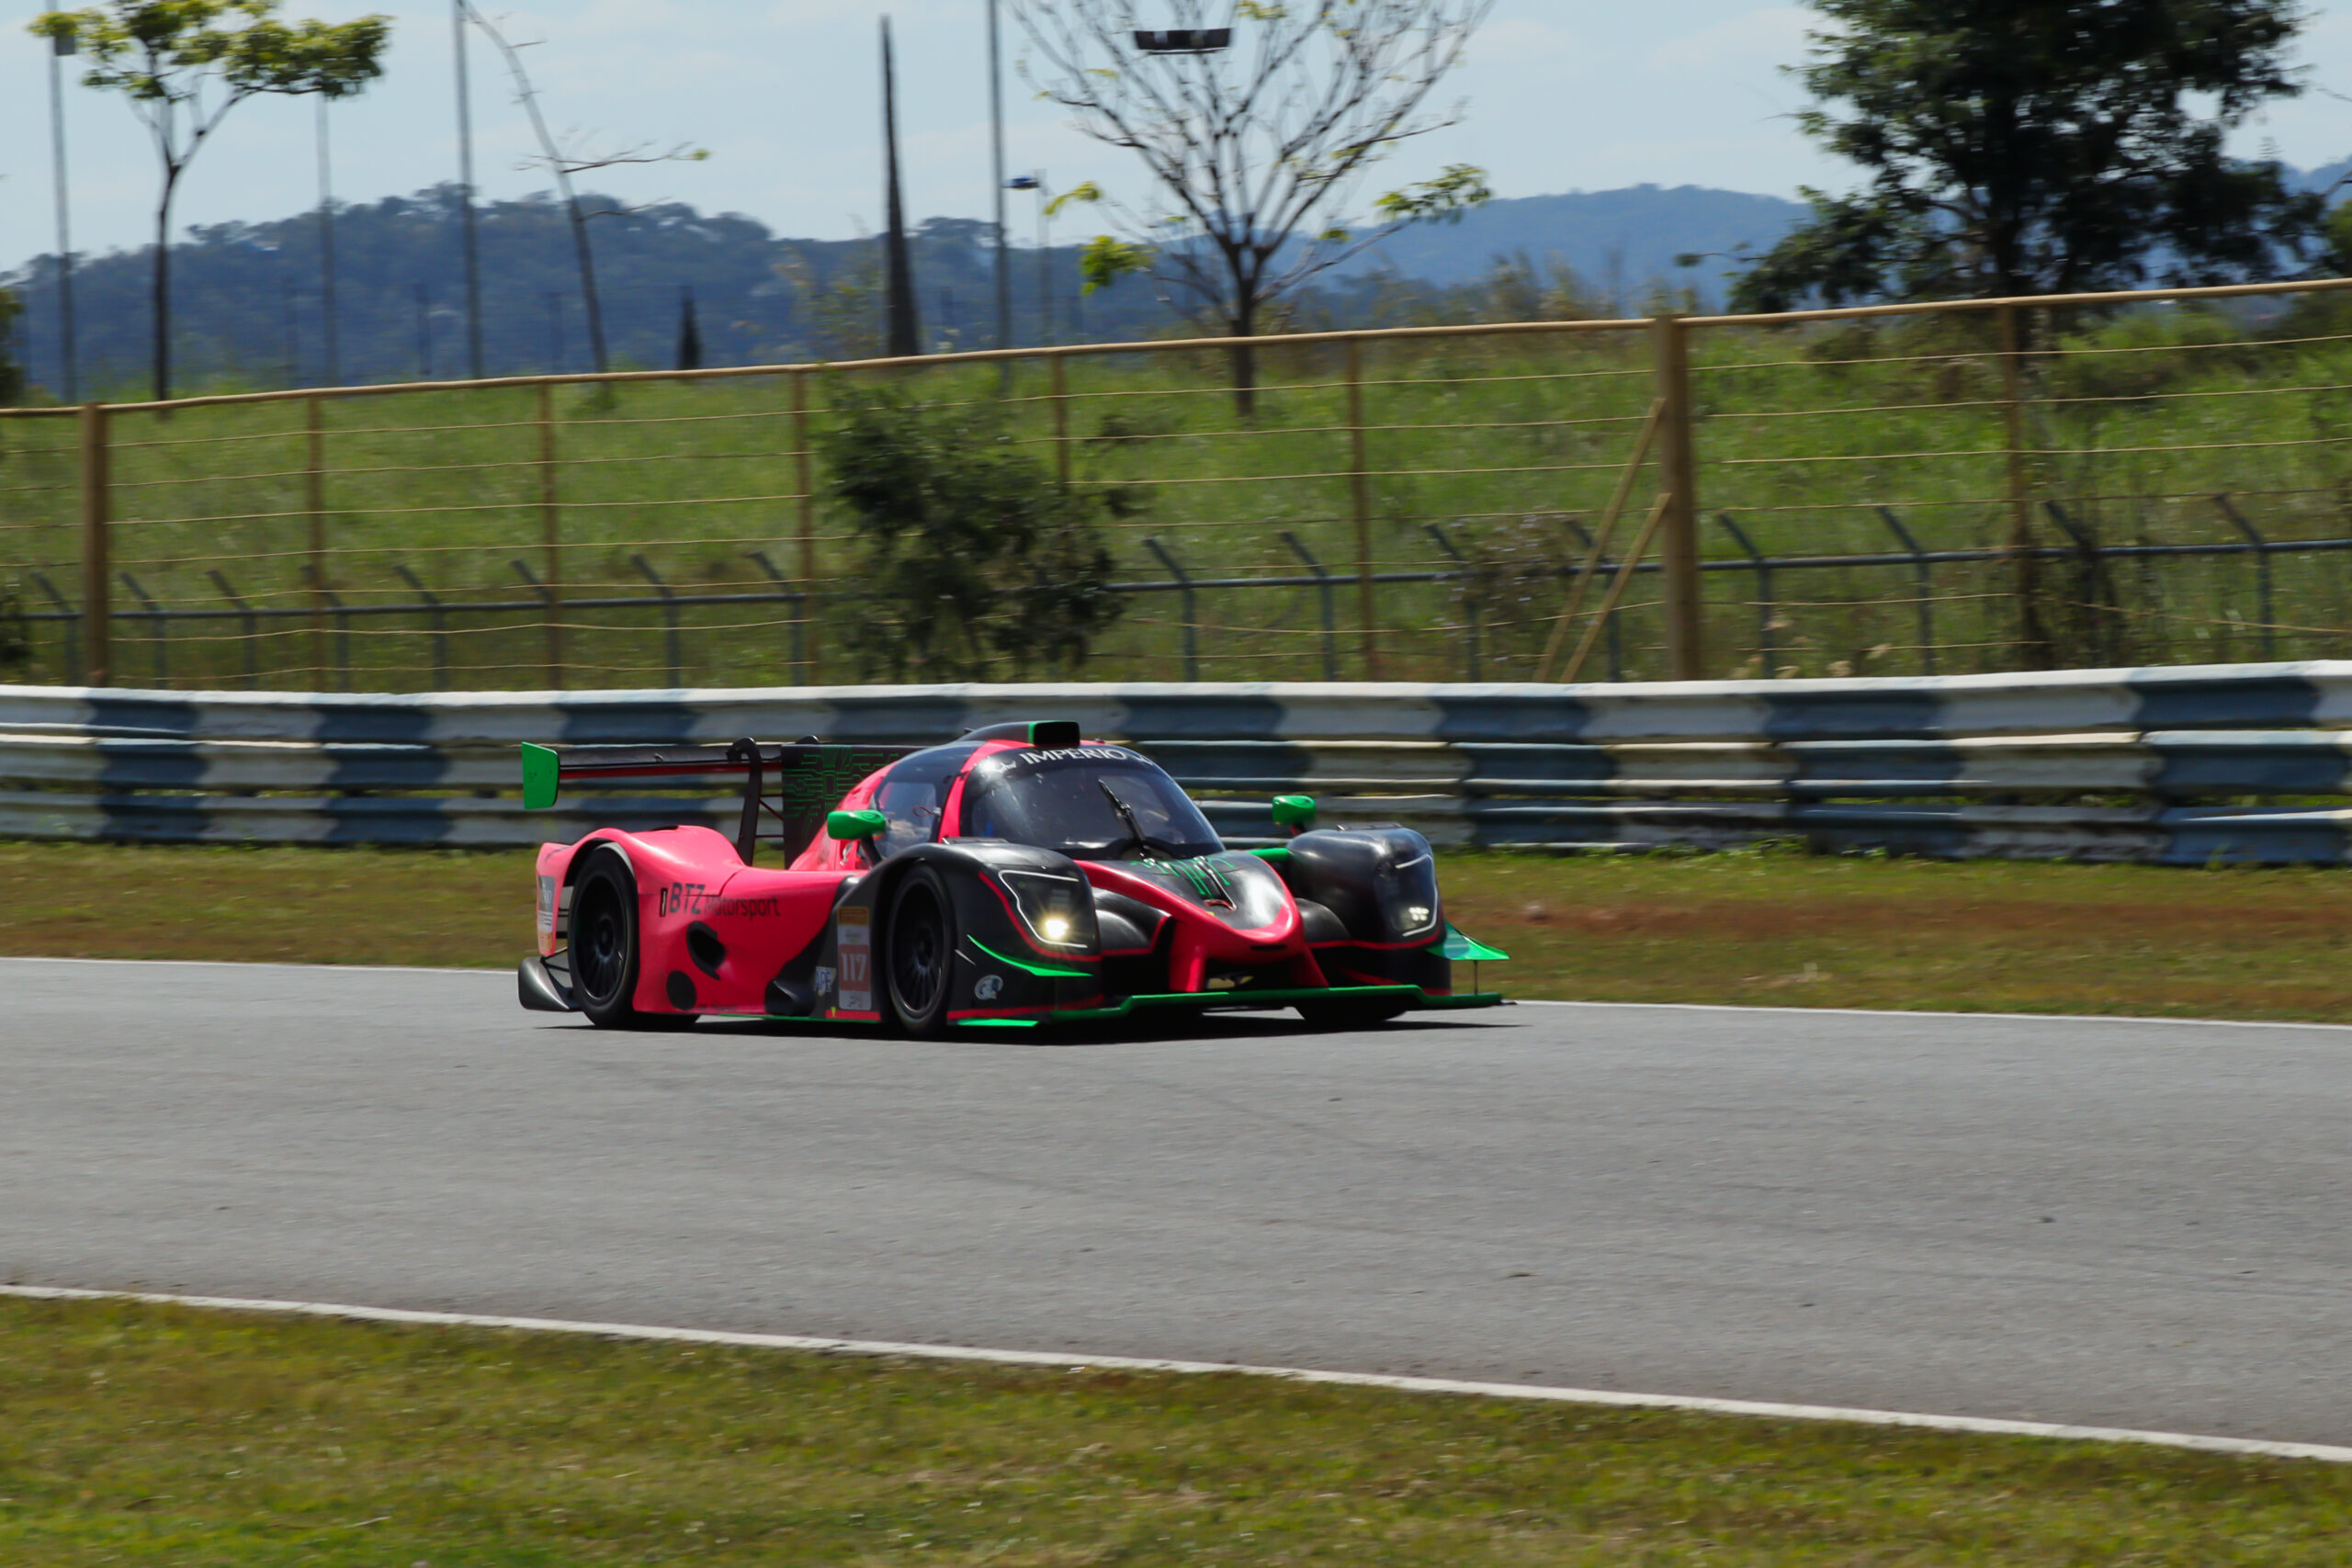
[6,1283,2344,1464]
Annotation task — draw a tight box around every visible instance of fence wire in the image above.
[6,285,2352,691]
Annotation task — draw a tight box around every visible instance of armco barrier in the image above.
[7,661,2352,862]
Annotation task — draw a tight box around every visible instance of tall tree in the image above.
[674,286,702,371]
[1012,0,1493,413]
[0,287,26,406]
[1732,0,2321,311]
[30,0,390,402]
[879,17,921,358]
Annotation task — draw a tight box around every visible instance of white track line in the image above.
[6,1285,2345,1464]
[11,957,2352,1034]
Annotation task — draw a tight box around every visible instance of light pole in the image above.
[988,0,1012,369]
[1007,173,1050,346]
[454,0,484,379]
[46,26,79,401]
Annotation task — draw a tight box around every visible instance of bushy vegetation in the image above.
[821,391,1128,680]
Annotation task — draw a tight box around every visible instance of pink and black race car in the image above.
[517,720,1506,1033]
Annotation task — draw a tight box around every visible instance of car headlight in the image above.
[998,870,1097,952]
[1377,852,1442,939]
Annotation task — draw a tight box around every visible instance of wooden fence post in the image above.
[1049,354,1071,485]
[78,401,110,688]
[537,382,564,687]
[1345,336,1380,679]
[1652,314,1704,680]
[794,368,820,682]
[305,395,327,688]
[1998,304,2051,665]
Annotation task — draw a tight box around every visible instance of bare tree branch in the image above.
[1012,0,1493,412]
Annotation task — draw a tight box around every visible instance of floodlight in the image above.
[1133,28,1229,52]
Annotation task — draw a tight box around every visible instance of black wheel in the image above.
[1295,997,1412,1031]
[885,866,957,1038]
[569,847,695,1031]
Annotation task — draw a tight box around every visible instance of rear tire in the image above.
[1295,997,1411,1031]
[885,866,958,1039]
[569,847,695,1031]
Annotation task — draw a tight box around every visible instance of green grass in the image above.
[10,839,2352,1022]
[6,299,2352,691]
[5,1294,2348,1565]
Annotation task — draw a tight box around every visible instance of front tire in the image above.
[569,847,695,1031]
[885,866,958,1039]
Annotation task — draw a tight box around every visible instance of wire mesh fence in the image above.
[6,276,2352,692]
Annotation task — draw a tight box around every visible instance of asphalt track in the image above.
[3,957,2347,1447]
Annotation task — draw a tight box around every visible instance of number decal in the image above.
[836,910,873,1012]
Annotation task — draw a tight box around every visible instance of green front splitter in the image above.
[1042,984,1505,1024]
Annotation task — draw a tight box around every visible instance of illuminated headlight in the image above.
[1378,849,1442,938]
[999,870,1096,952]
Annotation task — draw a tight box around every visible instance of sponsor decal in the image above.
[654,883,784,919]
[537,874,557,933]
[814,965,836,997]
[836,910,873,1012]
[976,745,1142,778]
[711,896,782,918]
[973,974,1003,1002]
[1017,745,1139,765]
[658,882,709,917]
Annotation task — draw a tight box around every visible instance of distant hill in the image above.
[0,180,1812,397]
[1329,184,1807,304]
[0,188,1159,397]
[2292,157,2352,197]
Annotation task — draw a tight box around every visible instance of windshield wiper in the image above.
[1097,777,1179,859]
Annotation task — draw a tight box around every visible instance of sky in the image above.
[4,0,2352,267]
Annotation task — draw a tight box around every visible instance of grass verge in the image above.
[4,1294,2347,1566]
[6,840,2352,1021]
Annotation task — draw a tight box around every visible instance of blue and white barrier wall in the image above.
[7,661,2352,863]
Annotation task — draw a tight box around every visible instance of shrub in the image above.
[821,390,1129,681]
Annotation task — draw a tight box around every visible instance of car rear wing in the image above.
[521,737,916,863]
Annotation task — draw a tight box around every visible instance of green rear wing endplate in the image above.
[521,742,562,810]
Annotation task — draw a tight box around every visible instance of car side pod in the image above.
[518,953,576,1012]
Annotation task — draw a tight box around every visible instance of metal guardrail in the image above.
[6,662,2352,862]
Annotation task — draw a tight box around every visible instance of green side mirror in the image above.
[827,808,888,841]
[1270,794,1317,831]
[521,743,560,810]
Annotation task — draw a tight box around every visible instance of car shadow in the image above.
[652,1008,1510,1049]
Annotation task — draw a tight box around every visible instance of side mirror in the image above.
[1270,794,1317,835]
[827,808,888,842]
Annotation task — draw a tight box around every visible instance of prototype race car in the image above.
[516,720,1506,1033]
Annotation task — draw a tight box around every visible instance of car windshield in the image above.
[958,746,1223,862]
